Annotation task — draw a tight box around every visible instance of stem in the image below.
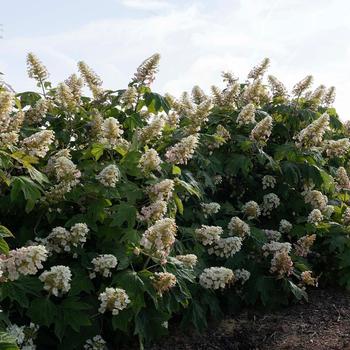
[142,256,151,270]
[138,335,144,350]
[39,78,47,98]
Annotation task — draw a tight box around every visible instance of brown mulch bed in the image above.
[149,289,350,350]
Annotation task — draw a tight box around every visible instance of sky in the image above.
[1,0,350,120]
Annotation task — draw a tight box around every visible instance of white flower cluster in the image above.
[234,268,251,284]
[56,82,78,111]
[336,167,350,189]
[53,156,81,185]
[138,148,162,174]
[96,164,121,187]
[323,205,334,219]
[343,207,350,225]
[303,189,327,210]
[211,124,231,148]
[236,103,256,126]
[199,267,234,290]
[152,272,177,295]
[295,113,329,148]
[121,86,137,110]
[98,117,125,148]
[294,234,316,257]
[195,225,223,246]
[21,130,55,158]
[44,223,89,253]
[27,52,49,82]
[279,219,292,233]
[207,237,243,258]
[262,175,276,189]
[6,323,39,350]
[39,265,72,296]
[325,138,350,158]
[84,335,107,350]
[242,200,260,219]
[270,251,293,278]
[139,117,165,143]
[261,193,280,216]
[201,202,220,217]
[140,218,177,261]
[175,254,198,268]
[147,179,174,201]
[262,241,292,256]
[263,229,282,241]
[249,115,273,145]
[301,271,317,286]
[307,209,323,225]
[165,134,199,165]
[98,287,130,315]
[78,61,104,99]
[26,98,50,124]
[90,254,118,278]
[227,217,250,238]
[138,200,167,222]
[0,245,48,281]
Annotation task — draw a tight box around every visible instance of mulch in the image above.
[148,289,350,350]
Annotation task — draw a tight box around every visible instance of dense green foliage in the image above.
[1,54,350,349]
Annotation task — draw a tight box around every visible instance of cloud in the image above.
[1,0,350,119]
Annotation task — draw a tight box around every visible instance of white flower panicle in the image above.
[54,156,81,185]
[45,223,89,253]
[307,209,323,225]
[134,53,160,85]
[323,86,336,106]
[343,207,350,225]
[263,229,282,241]
[0,245,48,281]
[270,251,293,278]
[84,335,107,350]
[138,200,167,222]
[6,323,39,349]
[39,265,72,296]
[96,164,121,187]
[175,254,198,268]
[98,287,130,315]
[65,73,83,104]
[56,82,77,110]
[27,53,49,82]
[295,113,330,148]
[207,236,243,258]
[262,175,276,189]
[247,58,270,80]
[90,254,118,278]
[26,98,50,124]
[336,167,350,189]
[301,271,317,286]
[279,219,292,233]
[236,103,256,126]
[250,115,273,145]
[199,267,234,290]
[209,124,231,149]
[234,269,251,284]
[325,138,350,158]
[21,130,55,158]
[303,190,327,210]
[98,117,124,148]
[292,75,313,96]
[262,241,292,256]
[138,148,162,174]
[147,179,174,201]
[227,217,250,238]
[121,86,138,109]
[201,202,220,217]
[195,225,223,246]
[139,117,165,143]
[0,91,14,129]
[261,193,280,216]
[152,272,177,295]
[242,201,260,219]
[294,234,316,257]
[78,61,104,99]
[268,75,287,98]
[323,205,334,219]
[140,218,177,260]
[165,134,199,165]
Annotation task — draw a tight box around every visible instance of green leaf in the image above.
[288,281,308,301]
[0,226,14,238]
[27,298,58,327]
[0,331,19,350]
[111,203,137,228]
[173,193,184,215]
[0,239,9,255]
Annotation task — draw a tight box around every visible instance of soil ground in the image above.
[149,289,350,350]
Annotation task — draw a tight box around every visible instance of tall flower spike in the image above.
[134,53,160,85]
[247,58,270,80]
[292,75,313,97]
[27,53,49,82]
[268,75,287,98]
[77,61,103,99]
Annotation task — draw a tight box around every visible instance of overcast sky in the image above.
[1,0,350,119]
